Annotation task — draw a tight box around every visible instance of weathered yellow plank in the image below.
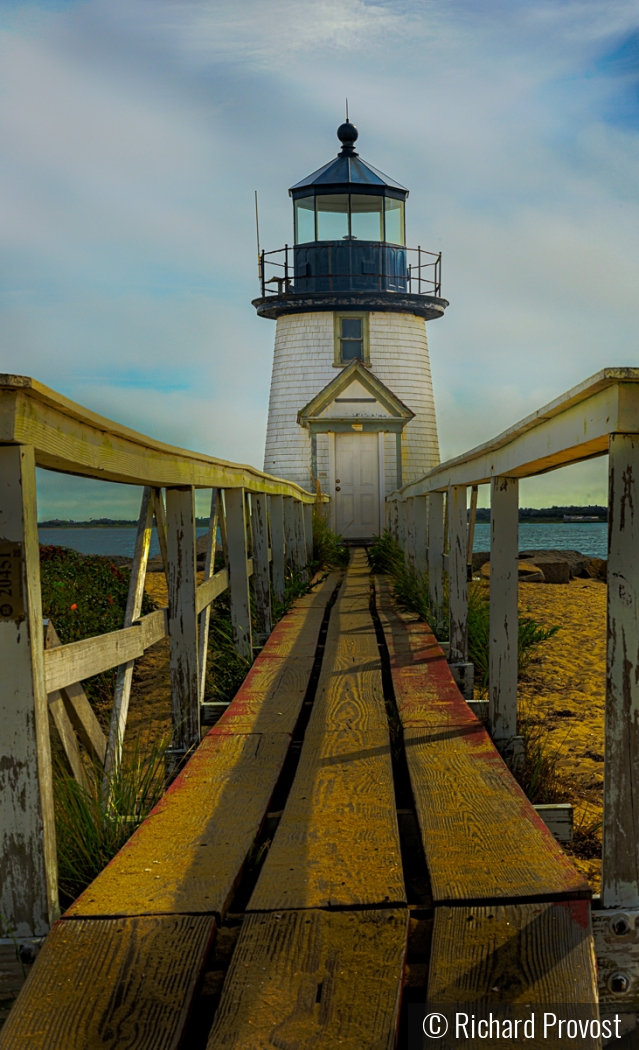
[0,914,214,1050]
[428,902,598,1005]
[248,555,404,911]
[0,379,317,498]
[67,732,291,919]
[405,724,589,903]
[207,908,408,1050]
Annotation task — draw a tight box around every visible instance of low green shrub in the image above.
[311,508,349,569]
[54,726,170,907]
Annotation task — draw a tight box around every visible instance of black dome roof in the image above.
[289,122,408,200]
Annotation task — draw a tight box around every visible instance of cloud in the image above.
[2,0,639,517]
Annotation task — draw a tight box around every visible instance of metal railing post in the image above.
[489,477,519,747]
[0,444,58,936]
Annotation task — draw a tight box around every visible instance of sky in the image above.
[2,0,639,518]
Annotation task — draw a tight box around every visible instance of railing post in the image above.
[198,488,219,704]
[404,496,416,566]
[414,494,428,575]
[489,477,519,746]
[448,483,468,662]
[224,488,253,660]
[166,485,199,759]
[428,492,445,627]
[303,502,313,565]
[603,435,639,909]
[283,496,298,572]
[270,495,286,602]
[251,492,272,643]
[0,444,58,936]
[396,498,405,549]
[294,500,308,580]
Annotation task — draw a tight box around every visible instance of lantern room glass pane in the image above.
[316,194,349,240]
[294,196,315,243]
[384,198,405,245]
[350,195,383,241]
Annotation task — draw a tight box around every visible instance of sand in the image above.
[517,578,605,891]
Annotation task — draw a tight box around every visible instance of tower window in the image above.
[334,313,369,366]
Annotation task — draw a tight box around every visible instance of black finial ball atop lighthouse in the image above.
[337,120,358,156]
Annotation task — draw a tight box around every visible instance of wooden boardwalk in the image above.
[0,551,598,1050]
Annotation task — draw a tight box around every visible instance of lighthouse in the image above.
[255,120,448,542]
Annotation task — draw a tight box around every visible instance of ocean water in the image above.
[40,521,610,561]
[472,522,608,559]
[38,527,210,559]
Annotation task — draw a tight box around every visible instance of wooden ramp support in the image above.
[0,574,340,1050]
[375,576,599,1015]
[207,551,409,1049]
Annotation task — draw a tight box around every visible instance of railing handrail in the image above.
[0,374,318,501]
[391,366,639,498]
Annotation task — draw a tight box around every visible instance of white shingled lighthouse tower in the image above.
[254,119,448,542]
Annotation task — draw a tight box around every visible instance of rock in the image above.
[584,557,607,582]
[103,555,133,568]
[472,551,491,573]
[518,549,589,578]
[526,559,570,584]
[480,560,545,583]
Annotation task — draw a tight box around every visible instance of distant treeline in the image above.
[473,505,608,523]
[39,517,211,528]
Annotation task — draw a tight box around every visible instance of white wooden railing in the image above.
[387,367,639,1006]
[0,375,319,939]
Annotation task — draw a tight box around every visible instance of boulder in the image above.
[518,549,589,578]
[584,557,607,582]
[472,551,491,573]
[480,560,545,583]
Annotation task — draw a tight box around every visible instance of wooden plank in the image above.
[270,494,286,601]
[67,732,291,919]
[251,492,272,639]
[404,723,589,904]
[106,486,154,776]
[0,914,215,1050]
[44,618,150,693]
[48,691,86,787]
[396,370,639,496]
[249,554,404,911]
[225,488,253,660]
[166,486,199,756]
[448,483,468,663]
[604,433,639,908]
[428,901,597,1005]
[489,475,519,746]
[0,444,58,938]
[197,489,219,704]
[196,566,229,614]
[208,908,408,1050]
[0,377,318,500]
[45,620,105,767]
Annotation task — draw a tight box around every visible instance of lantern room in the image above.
[291,121,407,246]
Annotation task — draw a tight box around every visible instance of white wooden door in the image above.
[335,432,380,540]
